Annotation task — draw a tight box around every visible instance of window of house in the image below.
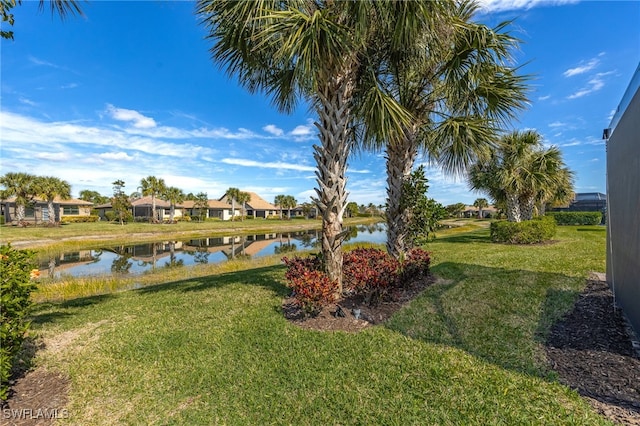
[25,208,35,217]
[63,206,79,215]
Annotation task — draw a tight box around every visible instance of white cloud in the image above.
[34,152,71,161]
[563,58,600,77]
[97,152,134,161]
[105,104,157,129]
[19,97,38,106]
[263,124,284,136]
[221,158,316,172]
[538,95,551,101]
[548,121,566,128]
[476,0,578,12]
[567,75,606,99]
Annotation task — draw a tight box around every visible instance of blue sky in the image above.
[1,0,638,207]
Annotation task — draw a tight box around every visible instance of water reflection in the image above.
[37,224,386,280]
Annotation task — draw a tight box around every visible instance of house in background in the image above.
[94,195,184,221]
[0,196,93,224]
[462,205,498,219]
[606,62,640,336]
[181,199,240,221]
[218,191,277,219]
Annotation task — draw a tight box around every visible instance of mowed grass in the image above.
[29,225,610,425]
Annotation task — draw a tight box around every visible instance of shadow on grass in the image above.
[385,261,583,378]
[136,264,290,298]
[31,293,117,326]
[435,231,491,244]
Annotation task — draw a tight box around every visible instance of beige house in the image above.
[0,196,93,224]
[463,204,498,219]
[218,191,278,219]
[181,199,239,221]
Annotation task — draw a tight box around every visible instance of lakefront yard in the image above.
[6,223,639,425]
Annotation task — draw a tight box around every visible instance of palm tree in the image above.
[2,0,84,40]
[35,176,71,226]
[473,198,488,219]
[274,195,286,220]
[225,188,240,221]
[468,130,573,222]
[0,172,37,223]
[356,1,528,258]
[283,195,297,219]
[236,191,251,221]
[197,0,420,291]
[163,186,185,223]
[140,176,166,223]
[536,167,574,216]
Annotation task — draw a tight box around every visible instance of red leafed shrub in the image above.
[343,248,401,304]
[400,248,431,285]
[282,256,336,314]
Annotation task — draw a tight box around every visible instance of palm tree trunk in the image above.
[520,194,535,221]
[313,69,354,293]
[151,196,156,223]
[16,203,25,223]
[506,192,521,222]
[169,205,175,222]
[47,199,56,226]
[385,130,418,259]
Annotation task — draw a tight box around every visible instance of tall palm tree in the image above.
[274,194,286,220]
[198,0,422,291]
[473,197,488,219]
[468,130,573,222]
[225,187,240,222]
[35,176,71,226]
[140,176,166,223]
[355,1,528,258]
[236,191,251,221]
[163,186,185,223]
[0,172,37,223]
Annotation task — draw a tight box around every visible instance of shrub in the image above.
[546,211,602,225]
[343,248,401,304]
[61,216,99,224]
[400,248,431,285]
[0,244,37,401]
[282,256,334,315]
[0,215,4,225]
[490,217,557,244]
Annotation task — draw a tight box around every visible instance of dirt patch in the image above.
[546,278,640,425]
[282,274,437,332]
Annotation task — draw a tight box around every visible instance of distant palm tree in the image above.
[274,195,286,220]
[283,195,297,219]
[163,186,185,223]
[140,176,166,223]
[468,130,573,222]
[473,198,489,219]
[0,172,37,223]
[225,188,240,222]
[36,176,71,226]
[236,191,251,221]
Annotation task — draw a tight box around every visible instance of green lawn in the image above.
[28,225,610,425]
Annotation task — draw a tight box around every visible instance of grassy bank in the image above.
[28,225,609,425]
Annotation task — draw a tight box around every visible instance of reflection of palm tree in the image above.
[111,254,133,274]
[274,243,297,255]
[48,256,57,278]
[192,248,210,265]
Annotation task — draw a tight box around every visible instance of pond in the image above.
[36,224,387,280]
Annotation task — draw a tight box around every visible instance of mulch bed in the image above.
[3,274,638,425]
[545,278,640,425]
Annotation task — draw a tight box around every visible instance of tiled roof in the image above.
[1,196,93,206]
[182,199,233,209]
[218,191,277,210]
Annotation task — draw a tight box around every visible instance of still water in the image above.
[37,224,386,279]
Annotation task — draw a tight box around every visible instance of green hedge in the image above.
[490,217,557,244]
[546,211,602,225]
[61,216,100,224]
[0,244,37,401]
